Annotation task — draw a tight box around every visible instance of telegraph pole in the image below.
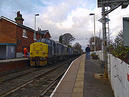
[34,14,39,40]
[89,13,96,52]
[98,0,129,78]
[102,6,108,77]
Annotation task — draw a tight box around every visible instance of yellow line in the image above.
[50,56,81,97]
[72,54,85,97]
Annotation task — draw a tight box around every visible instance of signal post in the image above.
[97,0,129,78]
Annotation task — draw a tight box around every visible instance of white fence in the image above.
[96,51,129,97]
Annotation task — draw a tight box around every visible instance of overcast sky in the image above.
[0,0,129,50]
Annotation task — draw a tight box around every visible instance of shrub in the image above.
[91,53,99,60]
[111,46,129,64]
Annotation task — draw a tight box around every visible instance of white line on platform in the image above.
[50,56,81,97]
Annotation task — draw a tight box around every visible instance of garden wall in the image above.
[96,51,129,97]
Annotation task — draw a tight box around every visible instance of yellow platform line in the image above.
[72,54,85,97]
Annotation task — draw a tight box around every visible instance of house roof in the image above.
[37,30,49,34]
[0,16,17,25]
[0,16,52,36]
[37,30,51,38]
[0,16,35,33]
[17,24,35,32]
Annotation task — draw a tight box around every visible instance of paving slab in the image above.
[51,55,85,97]
[83,59,114,97]
[51,55,114,97]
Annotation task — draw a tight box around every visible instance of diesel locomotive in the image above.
[30,38,80,66]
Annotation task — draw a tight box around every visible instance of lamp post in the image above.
[34,14,39,40]
[89,13,96,52]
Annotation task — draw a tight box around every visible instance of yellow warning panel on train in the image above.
[30,42,48,58]
[30,42,48,66]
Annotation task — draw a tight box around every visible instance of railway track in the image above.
[0,58,74,97]
[39,74,63,97]
[0,66,30,79]
[0,67,41,83]
[0,60,64,83]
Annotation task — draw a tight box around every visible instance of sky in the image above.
[0,0,129,50]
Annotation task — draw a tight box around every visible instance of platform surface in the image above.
[0,58,29,73]
[50,54,114,97]
[0,58,28,63]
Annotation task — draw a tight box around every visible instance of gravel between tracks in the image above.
[0,58,75,97]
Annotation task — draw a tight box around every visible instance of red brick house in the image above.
[0,11,51,59]
[37,29,51,39]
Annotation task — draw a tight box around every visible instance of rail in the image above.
[0,59,73,97]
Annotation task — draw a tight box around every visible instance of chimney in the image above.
[15,11,24,24]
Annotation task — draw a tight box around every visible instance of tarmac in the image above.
[50,54,114,97]
[83,59,114,97]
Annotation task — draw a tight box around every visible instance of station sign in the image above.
[98,17,110,23]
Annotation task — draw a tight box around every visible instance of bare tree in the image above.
[89,36,102,51]
[73,42,83,53]
[59,33,75,45]
[114,31,123,47]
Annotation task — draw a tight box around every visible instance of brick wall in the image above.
[43,33,51,38]
[0,17,42,54]
[0,19,1,33]
[16,27,34,52]
[0,19,16,43]
[36,33,41,40]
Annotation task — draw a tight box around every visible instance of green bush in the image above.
[110,46,129,64]
[91,53,99,60]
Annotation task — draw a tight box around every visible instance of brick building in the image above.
[37,29,51,39]
[0,11,51,59]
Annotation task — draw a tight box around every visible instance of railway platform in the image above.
[50,54,114,97]
[0,58,28,63]
[0,58,28,73]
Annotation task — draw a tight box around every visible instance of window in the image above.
[22,29,28,38]
[17,39,21,45]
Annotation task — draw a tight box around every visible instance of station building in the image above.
[123,17,129,46]
[0,11,51,59]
